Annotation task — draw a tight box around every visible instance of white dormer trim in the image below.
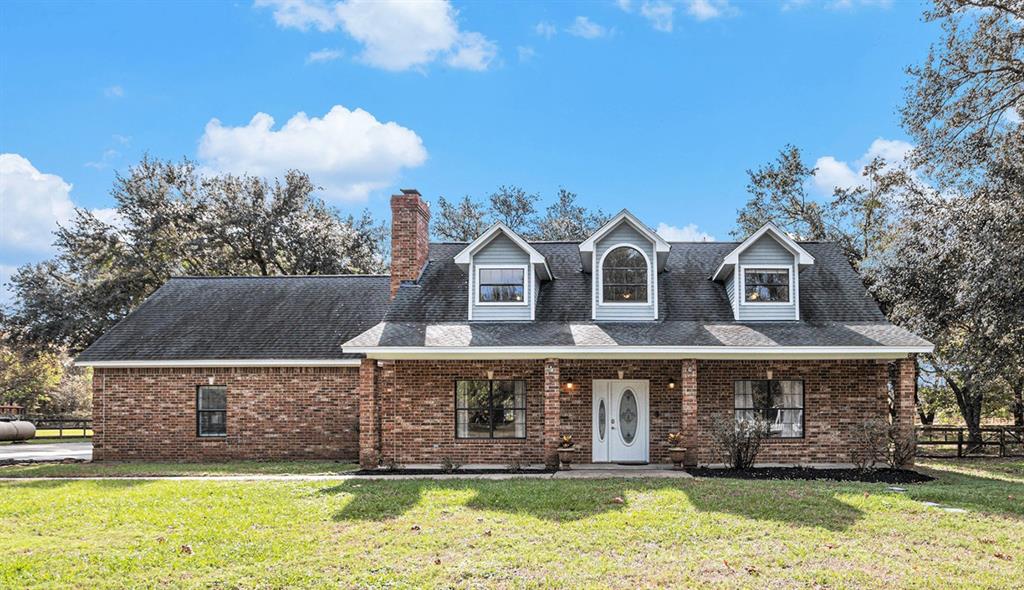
[712,222,815,282]
[454,221,552,280]
[579,209,671,273]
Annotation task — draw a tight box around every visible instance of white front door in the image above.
[592,380,649,463]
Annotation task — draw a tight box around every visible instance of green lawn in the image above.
[0,460,358,478]
[1,460,1021,589]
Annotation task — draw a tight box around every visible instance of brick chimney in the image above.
[390,189,430,298]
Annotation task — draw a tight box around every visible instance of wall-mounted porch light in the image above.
[766,370,773,380]
[487,370,495,380]
[668,378,677,390]
[617,370,625,379]
[564,380,575,392]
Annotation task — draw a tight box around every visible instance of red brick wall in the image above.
[389,190,430,298]
[376,360,548,465]
[695,359,891,465]
[93,358,902,466]
[91,367,360,461]
[373,358,898,467]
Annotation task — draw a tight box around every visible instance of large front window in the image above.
[478,268,526,303]
[602,246,648,303]
[456,380,526,439]
[743,268,790,303]
[197,386,227,437]
[734,380,804,438]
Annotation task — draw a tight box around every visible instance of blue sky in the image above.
[0,0,938,295]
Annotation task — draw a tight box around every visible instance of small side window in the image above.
[197,386,227,437]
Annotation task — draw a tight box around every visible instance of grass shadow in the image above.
[318,477,867,530]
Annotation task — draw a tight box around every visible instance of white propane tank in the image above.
[0,420,36,442]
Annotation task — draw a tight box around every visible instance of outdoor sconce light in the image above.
[617,370,625,379]
[766,370,773,380]
[207,376,215,385]
[564,381,575,391]
[487,370,495,380]
[668,378,677,390]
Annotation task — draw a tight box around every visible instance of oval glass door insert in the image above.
[598,399,607,441]
[619,389,638,444]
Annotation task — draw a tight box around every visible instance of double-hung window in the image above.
[197,386,227,437]
[734,380,804,438]
[477,267,526,304]
[743,268,790,303]
[456,380,526,439]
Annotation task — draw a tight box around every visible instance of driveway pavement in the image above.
[0,442,92,462]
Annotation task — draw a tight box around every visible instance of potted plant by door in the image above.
[667,432,687,470]
[557,434,577,469]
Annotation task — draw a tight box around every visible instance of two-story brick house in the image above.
[77,189,931,468]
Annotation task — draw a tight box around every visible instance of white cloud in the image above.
[0,154,75,254]
[255,0,337,31]
[258,0,496,72]
[445,31,498,71]
[85,148,121,170]
[616,0,634,11]
[656,222,715,242]
[103,85,124,98]
[517,46,537,62]
[828,0,892,9]
[112,134,132,146]
[91,207,124,228]
[686,0,737,21]
[1003,107,1021,125]
[641,2,675,32]
[306,48,344,64]
[567,16,609,39]
[197,105,427,202]
[811,137,914,195]
[534,21,557,39]
[0,264,17,305]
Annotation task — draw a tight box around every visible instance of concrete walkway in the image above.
[0,442,92,462]
[0,467,692,482]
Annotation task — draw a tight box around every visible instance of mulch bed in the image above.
[353,468,556,476]
[689,466,933,483]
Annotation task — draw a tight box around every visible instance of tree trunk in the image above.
[949,380,983,447]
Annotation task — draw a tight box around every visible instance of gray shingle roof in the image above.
[344,320,930,349]
[77,276,390,361]
[79,239,930,361]
[385,241,886,323]
[354,240,927,350]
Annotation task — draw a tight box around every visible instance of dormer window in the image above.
[743,268,791,303]
[601,246,649,303]
[477,266,526,304]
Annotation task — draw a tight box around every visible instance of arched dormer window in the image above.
[601,246,649,303]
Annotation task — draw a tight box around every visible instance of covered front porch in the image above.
[356,357,916,470]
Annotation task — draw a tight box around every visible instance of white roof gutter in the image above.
[75,358,364,368]
[342,345,933,361]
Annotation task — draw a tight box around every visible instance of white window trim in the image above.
[597,243,653,307]
[475,264,530,307]
[738,264,795,306]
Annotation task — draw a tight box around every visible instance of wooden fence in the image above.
[27,418,93,439]
[916,425,1024,458]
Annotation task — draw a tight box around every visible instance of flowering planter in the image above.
[557,446,577,470]
[668,447,687,470]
